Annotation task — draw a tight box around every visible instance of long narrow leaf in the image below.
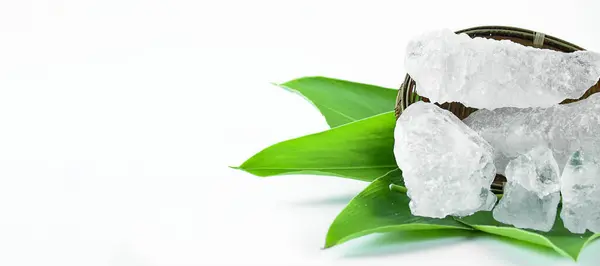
[278,77,398,128]
[234,112,399,182]
[456,211,600,260]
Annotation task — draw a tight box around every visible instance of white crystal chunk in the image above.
[464,93,600,175]
[560,150,600,234]
[492,146,560,232]
[394,102,497,218]
[405,29,600,109]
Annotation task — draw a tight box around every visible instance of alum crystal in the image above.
[560,150,600,234]
[405,29,600,109]
[492,146,560,232]
[394,102,496,218]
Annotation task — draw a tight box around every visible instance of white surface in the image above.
[0,0,600,265]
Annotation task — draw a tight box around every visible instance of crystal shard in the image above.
[405,29,600,109]
[560,150,600,234]
[464,93,600,175]
[492,146,560,232]
[394,102,496,218]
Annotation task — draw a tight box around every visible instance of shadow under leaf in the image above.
[340,229,476,258]
[479,233,565,260]
[287,194,357,207]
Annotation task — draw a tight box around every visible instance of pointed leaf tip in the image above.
[277,76,398,128]
[235,112,400,182]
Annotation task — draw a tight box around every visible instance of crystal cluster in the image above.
[394,102,496,218]
[492,146,561,231]
[463,93,600,175]
[405,29,600,109]
[396,29,600,231]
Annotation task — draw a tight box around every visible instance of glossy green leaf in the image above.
[325,169,472,248]
[457,210,600,260]
[234,112,399,182]
[278,76,398,128]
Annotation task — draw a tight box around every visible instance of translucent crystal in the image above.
[560,150,600,234]
[464,93,600,175]
[394,102,497,218]
[492,146,560,232]
[405,29,600,109]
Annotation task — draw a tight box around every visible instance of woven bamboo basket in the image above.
[394,26,600,193]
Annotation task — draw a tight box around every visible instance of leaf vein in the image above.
[241,165,398,171]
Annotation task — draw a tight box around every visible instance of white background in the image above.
[0,0,599,265]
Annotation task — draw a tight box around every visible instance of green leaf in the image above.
[278,77,398,128]
[325,169,472,248]
[234,112,399,182]
[457,210,600,260]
